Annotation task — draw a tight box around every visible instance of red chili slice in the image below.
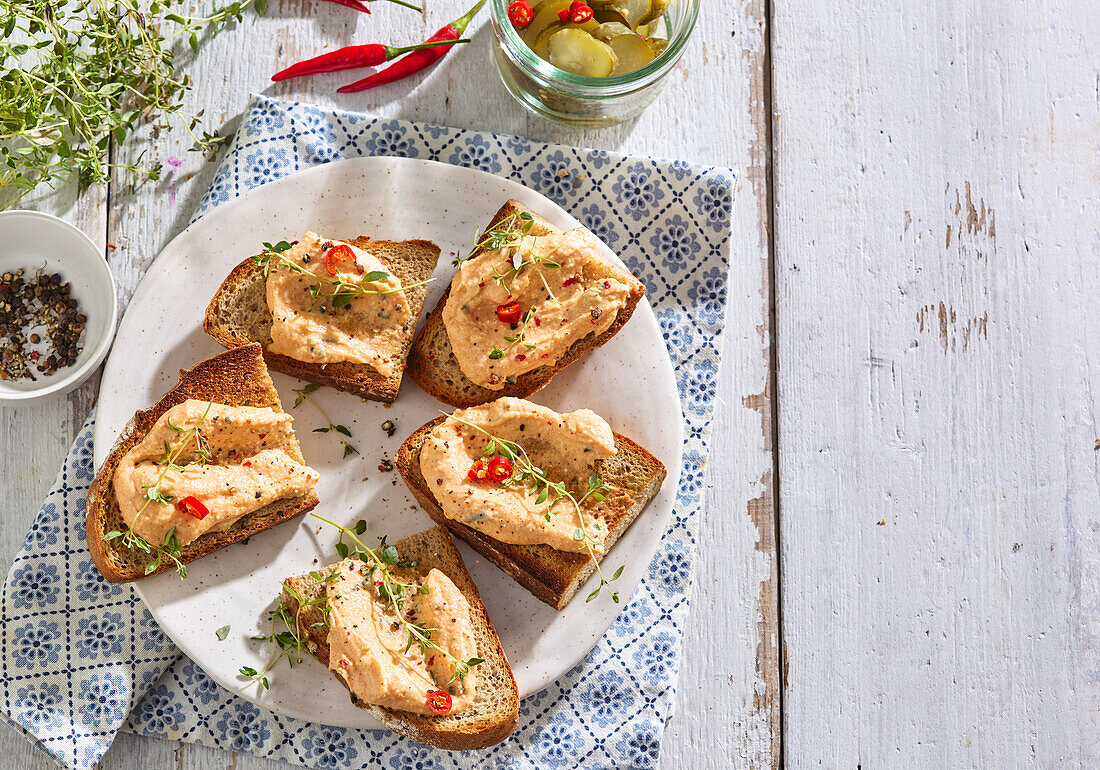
[569,1,593,23]
[176,496,209,519]
[557,6,570,21]
[487,456,513,483]
[427,689,452,715]
[324,244,357,276]
[496,301,522,324]
[508,0,533,26]
[467,459,489,482]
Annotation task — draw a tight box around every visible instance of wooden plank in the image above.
[772,0,1099,765]
[0,0,777,766]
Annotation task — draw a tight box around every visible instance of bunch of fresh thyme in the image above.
[103,403,214,577]
[252,240,433,309]
[292,383,358,458]
[450,414,624,603]
[0,0,264,209]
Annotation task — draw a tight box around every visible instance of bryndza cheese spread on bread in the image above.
[442,229,639,389]
[112,400,319,547]
[326,559,478,715]
[419,397,615,553]
[266,232,412,375]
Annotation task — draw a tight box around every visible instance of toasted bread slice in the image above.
[203,237,440,403]
[406,201,646,408]
[281,525,519,750]
[85,343,319,583]
[394,415,667,610]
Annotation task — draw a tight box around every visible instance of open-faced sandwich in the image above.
[395,397,666,609]
[86,343,320,582]
[204,233,440,403]
[406,200,646,408]
[281,525,519,749]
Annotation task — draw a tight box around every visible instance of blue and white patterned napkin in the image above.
[0,94,732,770]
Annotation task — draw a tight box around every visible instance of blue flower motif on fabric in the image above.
[302,726,359,768]
[681,358,718,414]
[12,620,61,667]
[246,101,286,131]
[582,670,638,728]
[76,611,124,659]
[25,504,61,549]
[531,712,585,767]
[651,539,692,594]
[633,630,679,683]
[292,107,337,145]
[676,449,707,504]
[138,619,170,652]
[584,148,613,170]
[134,685,185,734]
[243,149,291,190]
[214,701,271,752]
[10,562,60,610]
[73,558,122,603]
[387,744,443,770]
[73,430,95,481]
[14,683,65,732]
[657,307,694,354]
[650,213,701,273]
[180,660,222,705]
[687,265,729,326]
[615,720,662,768]
[200,165,235,211]
[421,122,451,140]
[529,149,577,203]
[579,202,620,248]
[693,182,733,233]
[305,143,342,165]
[364,120,417,158]
[667,159,693,181]
[78,670,128,725]
[448,134,503,175]
[617,591,654,628]
[611,162,665,222]
[504,133,532,155]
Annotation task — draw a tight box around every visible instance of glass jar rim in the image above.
[491,0,700,95]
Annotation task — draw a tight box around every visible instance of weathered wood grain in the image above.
[773,0,1099,765]
[0,0,775,768]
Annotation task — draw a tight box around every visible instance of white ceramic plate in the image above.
[94,157,682,728]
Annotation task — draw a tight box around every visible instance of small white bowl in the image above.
[0,210,117,405]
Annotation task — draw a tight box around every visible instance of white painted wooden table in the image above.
[0,1,778,768]
[11,0,1096,767]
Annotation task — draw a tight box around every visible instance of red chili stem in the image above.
[272,39,469,82]
[337,0,488,93]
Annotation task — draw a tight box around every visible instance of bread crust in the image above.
[203,237,440,403]
[85,343,319,583]
[406,201,646,408]
[394,415,667,610]
[281,526,520,750]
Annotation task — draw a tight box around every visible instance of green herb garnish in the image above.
[292,383,358,458]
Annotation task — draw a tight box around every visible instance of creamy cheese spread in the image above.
[326,559,478,715]
[112,400,318,546]
[419,397,617,553]
[266,232,412,375]
[442,229,639,389]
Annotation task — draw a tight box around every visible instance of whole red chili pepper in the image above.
[320,0,425,12]
[272,39,469,82]
[337,0,488,93]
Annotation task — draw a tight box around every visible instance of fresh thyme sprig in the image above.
[447,414,623,603]
[489,306,537,361]
[311,513,485,685]
[239,588,319,690]
[251,240,434,309]
[103,401,214,578]
[0,0,264,210]
[292,384,358,458]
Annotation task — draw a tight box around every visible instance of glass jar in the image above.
[490,0,700,127]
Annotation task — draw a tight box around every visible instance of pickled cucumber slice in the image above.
[593,21,634,41]
[595,0,650,28]
[522,0,572,46]
[547,28,618,77]
[608,32,655,74]
[645,36,668,55]
[535,18,599,58]
[639,0,668,24]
